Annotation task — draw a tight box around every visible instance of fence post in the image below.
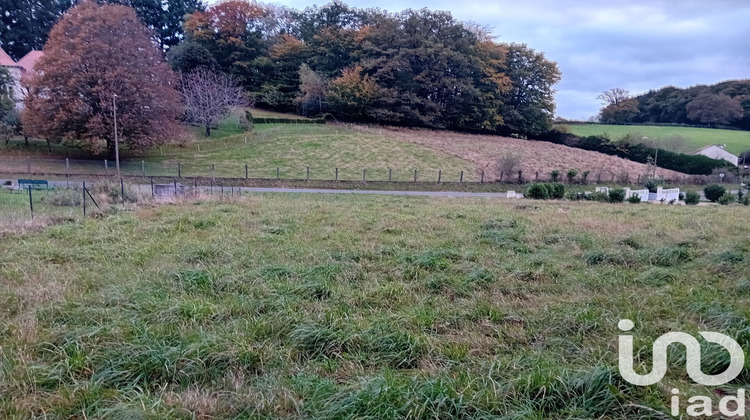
[174,179,178,197]
[66,158,70,188]
[306,166,310,181]
[389,168,392,182]
[120,178,125,204]
[535,172,539,181]
[245,164,248,180]
[105,159,108,173]
[83,181,87,216]
[597,173,602,183]
[178,162,181,178]
[499,171,504,183]
[481,171,484,183]
[460,170,464,183]
[28,186,33,220]
[414,169,417,182]
[335,167,338,181]
[518,170,523,184]
[437,170,441,184]
[637,174,640,184]
[363,169,366,182]
[142,160,145,176]
[211,163,215,181]
[150,176,154,198]
[276,168,280,180]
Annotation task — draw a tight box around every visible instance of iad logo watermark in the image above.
[617,319,746,417]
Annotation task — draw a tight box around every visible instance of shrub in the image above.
[590,191,610,202]
[550,170,561,182]
[627,194,641,204]
[581,171,590,184]
[608,188,626,203]
[684,191,700,205]
[525,183,550,200]
[704,184,726,202]
[498,152,522,180]
[549,183,565,199]
[718,193,734,205]
[566,169,578,184]
[742,196,749,206]
[643,178,663,193]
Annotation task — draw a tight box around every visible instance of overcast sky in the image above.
[260,0,750,120]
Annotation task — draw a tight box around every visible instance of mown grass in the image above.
[145,124,477,181]
[561,123,750,155]
[1,194,750,418]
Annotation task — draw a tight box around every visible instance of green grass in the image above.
[142,124,478,181]
[1,194,750,418]
[561,123,750,155]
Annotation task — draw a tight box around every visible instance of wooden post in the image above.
[460,170,463,183]
[306,166,310,181]
[438,170,442,184]
[245,164,248,179]
[83,181,87,216]
[335,167,338,181]
[597,173,602,183]
[414,169,418,182]
[120,178,125,203]
[518,170,523,184]
[211,163,215,181]
[174,179,178,197]
[637,174,640,184]
[535,171,539,181]
[178,162,181,178]
[362,169,366,182]
[481,171,484,183]
[141,160,145,176]
[389,168,392,182]
[150,177,154,198]
[499,171,504,183]
[276,167,280,180]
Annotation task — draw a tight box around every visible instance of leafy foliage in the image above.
[703,184,726,202]
[608,188,626,203]
[22,2,182,157]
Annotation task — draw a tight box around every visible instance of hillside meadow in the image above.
[561,124,750,156]
[1,193,750,418]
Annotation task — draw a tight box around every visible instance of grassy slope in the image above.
[561,123,750,155]
[144,124,477,181]
[1,194,750,418]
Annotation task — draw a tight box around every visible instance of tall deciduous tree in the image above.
[597,88,630,106]
[22,1,182,157]
[499,43,561,136]
[686,93,744,126]
[296,64,327,116]
[181,69,245,137]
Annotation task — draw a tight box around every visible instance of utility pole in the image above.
[113,94,120,176]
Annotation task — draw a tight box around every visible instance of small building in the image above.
[692,145,739,167]
[0,47,44,109]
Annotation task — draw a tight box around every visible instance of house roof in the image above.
[0,47,18,67]
[691,144,738,157]
[17,50,43,72]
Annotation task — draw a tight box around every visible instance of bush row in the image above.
[245,111,326,125]
[575,136,727,175]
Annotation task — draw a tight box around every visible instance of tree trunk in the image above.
[205,124,211,137]
[47,138,52,153]
[24,135,29,146]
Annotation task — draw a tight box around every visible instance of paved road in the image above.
[4,179,513,198]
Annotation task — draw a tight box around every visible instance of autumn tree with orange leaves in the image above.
[22,1,182,158]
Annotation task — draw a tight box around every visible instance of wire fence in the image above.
[0,157,744,185]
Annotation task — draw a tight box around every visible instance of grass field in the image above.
[1,194,750,418]
[561,124,750,155]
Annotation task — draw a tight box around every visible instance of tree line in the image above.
[597,81,750,130]
[168,1,561,136]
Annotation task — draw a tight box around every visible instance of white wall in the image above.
[696,146,739,166]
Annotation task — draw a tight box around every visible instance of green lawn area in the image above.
[142,123,478,181]
[560,123,750,155]
[1,194,750,418]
